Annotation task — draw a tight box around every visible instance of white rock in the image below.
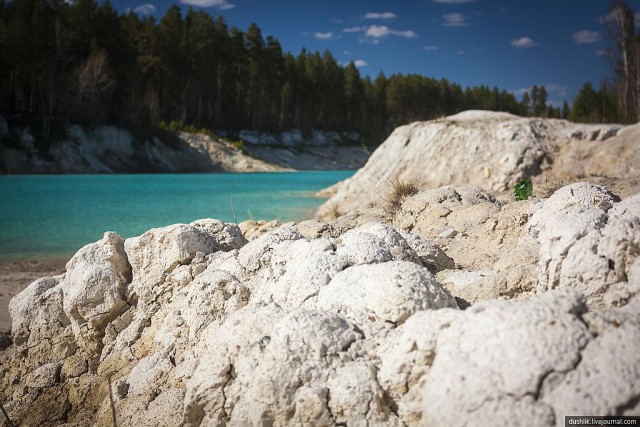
[235,226,303,274]
[317,261,458,334]
[317,112,632,217]
[125,219,246,309]
[528,183,616,290]
[226,309,365,426]
[124,352,174,399]
[335,229,393,266]
[250,238,346,310]
[9,276,63,346]
[143,388,186,427]
[541,322,640,419]
[325,362,403,426]
[62,231,131,353]
[178,267,249,342]
[183,302,286,426]
[345,223,417,262]
[529,183,639,308]
[25,362,61,388]
[398,231,455,272]
[609,193,640,221]
[418,290,638,426]
[438,227,458,238]
[4,206,640,427]
[437,269,495,302]
[318,112,547,216]
[378,308,462,422]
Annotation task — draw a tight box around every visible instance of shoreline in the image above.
[0,258,68,332]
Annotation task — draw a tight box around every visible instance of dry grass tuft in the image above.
[380,177,420,218]
[317,203,343,221]
[538,175,566,198]
[536,172,587,198]
[326,203,342,219]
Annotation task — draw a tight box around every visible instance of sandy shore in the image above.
[0,259,67,333]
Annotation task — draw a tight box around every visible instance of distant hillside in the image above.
[0,119,368,173]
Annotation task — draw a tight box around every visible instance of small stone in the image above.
[61,354,88,380]
[26,362,61,388]
[439,228,458,238]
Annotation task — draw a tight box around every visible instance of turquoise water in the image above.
[0,171,352,260]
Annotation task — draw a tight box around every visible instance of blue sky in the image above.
[110,0,639,107]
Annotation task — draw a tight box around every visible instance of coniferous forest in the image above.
[0,0,637,149]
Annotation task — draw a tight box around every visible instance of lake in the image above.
[0,171,352,260]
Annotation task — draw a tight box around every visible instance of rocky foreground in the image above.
[1,111,639,426]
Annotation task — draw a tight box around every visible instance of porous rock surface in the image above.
[2,181,640,426]
[528,183,640,309]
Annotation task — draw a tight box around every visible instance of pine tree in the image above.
[569,82,597,123]
[344,62,363,129]
[562,101,570,119]
[0,0,12,111]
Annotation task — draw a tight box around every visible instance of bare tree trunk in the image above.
[609,0,637,121]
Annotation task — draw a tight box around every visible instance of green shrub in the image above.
[159,120,216,138]
[514,178,533,201]
[231,140,248,154]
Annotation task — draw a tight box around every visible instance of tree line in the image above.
[0,0,535,148]
[0,0,634,151]
[568,0,640,124]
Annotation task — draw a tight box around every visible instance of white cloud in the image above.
[341,59,369,67]
[180,0,234,9]
[572,30,601,44]
[544,83,568,96]
[393,29,419,38]
[433,0,477,3]
[366,25,392,37]
[343,26,365,33]
[512,83,567,97]
[597,48,609,56]
[423,45,439,51]
[442,13,467,27]
[511,37,538,48]
[314,31,340,40]
[364,12,397,20]
[365,25,418,38]
[132,3,155,15]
